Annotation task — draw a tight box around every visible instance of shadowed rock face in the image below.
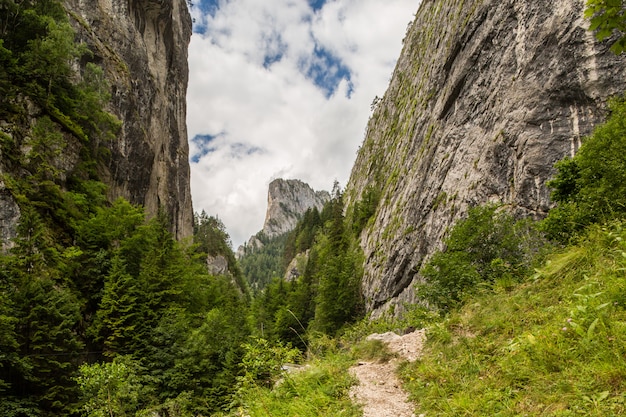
[0,0,192,247]
[346,0,626,316]
[0,182,20,251]
[65,0,194,240]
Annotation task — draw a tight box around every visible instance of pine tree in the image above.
[13,275,84,413]
[0,257,20,397]
[311,186,364,335]
[91,256,140,356]
[2,207,84,414]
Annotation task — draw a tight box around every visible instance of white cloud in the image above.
[187,0,419,247]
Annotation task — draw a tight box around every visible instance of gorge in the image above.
[1,0,625,321]
[1,0,626,414]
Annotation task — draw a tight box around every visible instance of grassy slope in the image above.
[400,223,626,416]
[232,352,360,417]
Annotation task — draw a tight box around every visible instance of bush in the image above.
[234,349,359,417]
[237,338,302,390]
[418,205,544,312]
[542,96,626,242]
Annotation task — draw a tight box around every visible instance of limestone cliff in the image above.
[237,179,329,258]
[65,0,193,239]
[262,179,330,238]
[346,0,626,316]
[0,0,193,249]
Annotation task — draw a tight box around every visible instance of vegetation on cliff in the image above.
[542,97,626,243]
[586,0,626,54]
[0,2,247,415]
[392,94,626,416]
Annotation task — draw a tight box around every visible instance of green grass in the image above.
[232,351,361,417]
[350,339,396,363]
[400,223,626,416]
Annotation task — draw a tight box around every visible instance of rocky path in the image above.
[350,330,426,417]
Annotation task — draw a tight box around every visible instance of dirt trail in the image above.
[350,330,426,417]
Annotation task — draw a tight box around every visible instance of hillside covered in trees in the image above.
[0,3,373,413]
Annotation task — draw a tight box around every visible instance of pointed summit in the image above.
[262,179,330,238]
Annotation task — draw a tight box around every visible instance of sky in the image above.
[187,0,419,248]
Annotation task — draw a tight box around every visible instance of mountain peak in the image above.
[262,179,330,238]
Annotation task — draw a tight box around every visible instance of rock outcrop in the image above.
[346,0,626,316]
[65,0,194,239]
[206,254,229,276]
[284,250,310,282]
[0,180,20,252]
[237,179,329,258]
[262,179,330,238]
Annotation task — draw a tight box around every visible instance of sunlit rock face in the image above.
[284,250,310,282]
[206,254,229,276]
[237,179,330,258]
[262,179,330,238]
[346,0,626,316]
[65,0,194,239]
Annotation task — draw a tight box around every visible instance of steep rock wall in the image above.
[65,0,193,239]
[346,0,626,316]
[237,178,329,258]
[262,178,330,238]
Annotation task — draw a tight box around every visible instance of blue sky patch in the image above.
[304,44,354,98]
[230,143,264,159]
[263,53,283,68]
[308,0,327,12]
[190,134,265,163]
[197,0,220,16]
[190,134,219,163]
[191,0,220,34]
[262,31,287,69]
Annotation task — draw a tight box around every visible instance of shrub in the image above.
[418,205,544,312]
[543,96,626,242]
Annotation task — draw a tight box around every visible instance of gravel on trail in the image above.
[349,330,426,417]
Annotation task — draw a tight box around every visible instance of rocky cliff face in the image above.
[346,0,626,316]
[0,181,20,251]
[0,0,193,249]
[262,179,330,238]
[65,0,194,239]
[237,179,329,257]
